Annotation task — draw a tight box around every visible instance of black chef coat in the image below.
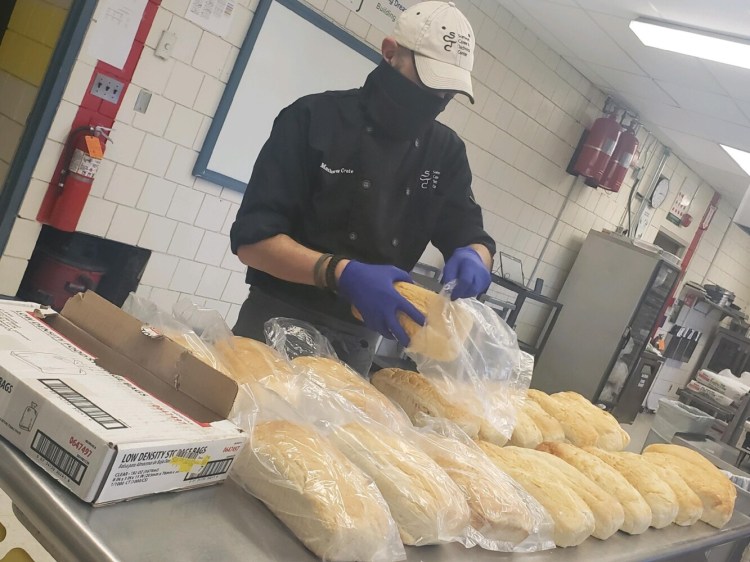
[230,70,496,322]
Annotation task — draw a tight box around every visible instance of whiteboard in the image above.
[194,0,379,191]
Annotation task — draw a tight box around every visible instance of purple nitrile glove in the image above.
[337,261,425,347]
[442,246,491,300]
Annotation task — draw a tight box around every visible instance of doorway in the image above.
[0,0,97,254]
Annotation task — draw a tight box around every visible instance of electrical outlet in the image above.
[91,73,124,104]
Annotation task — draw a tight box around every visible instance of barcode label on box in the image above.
[184,458,233,481]
[41,379,127,430]
[31,431,87,484]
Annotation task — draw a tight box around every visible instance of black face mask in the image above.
[364,60,451,139]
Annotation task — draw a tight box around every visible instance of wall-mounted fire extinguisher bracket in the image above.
[46,125,111,233]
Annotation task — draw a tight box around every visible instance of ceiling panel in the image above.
[656,82,749,124]
[588,64,676,105]
[703,61,750,103]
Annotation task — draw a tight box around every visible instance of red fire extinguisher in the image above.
[572,113,621,185]
[599,120,639,193]
[47,125,110,232]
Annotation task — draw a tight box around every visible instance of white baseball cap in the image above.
[394,1,475,103]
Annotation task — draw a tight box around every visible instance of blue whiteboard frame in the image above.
[193,0,381,192]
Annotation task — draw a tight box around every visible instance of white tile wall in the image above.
[134,134,176,176]
[164,104,204,147]
[139,214,178,252]
[195,231,229,266]
[141,252,180,288]
[222,271,250,304]
[192,33,232,78]
[165,145,198,187]
[168,17,203,64]
[4,218,41,260]
[0,255,27,296]
[77,197,117,237]
[168,222,204,259]
[137,175,177,214]
[132,94,175,136]
[195,265,230,299]
[163,62,204,107]
[194,195,231,231]
[104,165,148,206]
[169,259,205,293]
[166,185,204,222]
[107,206,148,245]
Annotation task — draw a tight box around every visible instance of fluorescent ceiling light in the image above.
[630,19,750,70]
[721,144,750,176]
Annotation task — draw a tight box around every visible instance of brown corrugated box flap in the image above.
[55,291,238,421]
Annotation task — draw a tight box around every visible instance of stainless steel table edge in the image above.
[4,435,750,562]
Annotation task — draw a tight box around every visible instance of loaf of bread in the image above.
[511,447,623,540]
[537,442,651,534]
[353,282,472,362]
[329,421,470,545]
[425,433,541,547]
[371,368,481,438]
[526,389,599,447]
[523,400,565,443]
[233,420,402,561]
[292,358,409,428]
[640,456,702,526]
[553,392,630,450]
[509,408,543,448]
[478,441,595,547]
[214,336,296,399]
[643,444,736,528]
[584,448,678,528]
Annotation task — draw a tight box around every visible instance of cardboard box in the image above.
[0,292,247,505]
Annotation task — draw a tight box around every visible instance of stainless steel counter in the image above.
[2,437,750,562]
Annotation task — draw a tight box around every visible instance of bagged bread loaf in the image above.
[526,389,599,446]
[232,420,404,562]
[292,358,410,429]
[522,400,565,443]
[503,446,623,540]
[643,444,736,528]
[215,336,297,400]
[371,368,481,437]
[553,392,630,450]
[351,282,472,362]
[508,408,543,448]
[416,429,554,551]
[537,442,651,534]
[640,456,702,526]
[328,421,470,545]
[478,441,595,547]
[585,448,678,528]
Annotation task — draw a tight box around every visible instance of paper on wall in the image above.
[86,0,149,70]
[186,0,237,37]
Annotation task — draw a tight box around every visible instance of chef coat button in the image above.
[405,187,411,196]
[365,125,374,134]
[391,238,399,247]
[362,179,371,189]
[414,138,420,148]
[349,232,358,241]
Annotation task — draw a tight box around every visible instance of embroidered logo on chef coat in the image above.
[420,170,441,190]
[320,162,354,175]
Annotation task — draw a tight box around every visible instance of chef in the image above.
[230,1,495,373]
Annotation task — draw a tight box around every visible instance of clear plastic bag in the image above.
[403,283,528,444]
[230,382,405,562]
[264,321,472,546]
[122,293,228,373]
[412,415,555,552]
